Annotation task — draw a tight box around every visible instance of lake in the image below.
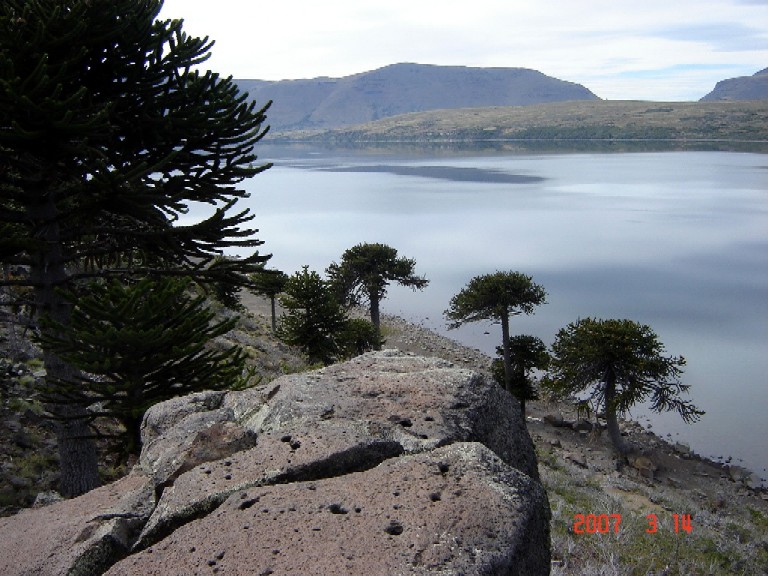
[210,144,768,482]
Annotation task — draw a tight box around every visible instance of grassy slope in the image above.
[274,100,768,146]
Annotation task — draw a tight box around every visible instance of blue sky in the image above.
[159,0,767,101]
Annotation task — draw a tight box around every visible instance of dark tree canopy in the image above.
[327,243,428,343]
[445,271,547,329]
[491,335,549,416]
[445,271,546,396]
[1,0,271,280]
[1,0,271,495]
[337,317,383,358]
[39,277,248,455]
[544,318,703,453]
[251,268,289,333]
[279,267,347,366]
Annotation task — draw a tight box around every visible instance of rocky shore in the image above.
[2,296,767,574]
[379,312,768,574]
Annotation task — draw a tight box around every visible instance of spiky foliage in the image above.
[39,277,248,455]
[0,0,271,495]
[337,318,384,359]
[544,318,704,454]
[327,243,428,345]
[279,267,347,365]
[250,268,289,333]
[491,335,549,416]
[445,271,546,396]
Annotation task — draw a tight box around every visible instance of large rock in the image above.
[0,350,550,575]
[108,443,549,576]
[0,471,154,576]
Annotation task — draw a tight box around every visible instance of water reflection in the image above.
[239,146,768,481]
[317,164,546,184]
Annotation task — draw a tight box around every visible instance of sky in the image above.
[159,0,768,101]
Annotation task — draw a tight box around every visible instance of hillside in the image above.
[275,99,768,146]
[701,67,768,102]
[235,63,598,132]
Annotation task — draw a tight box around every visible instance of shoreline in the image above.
[378,311,766,491]
[376,310,768,572]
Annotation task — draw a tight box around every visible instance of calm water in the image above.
[204,145,768,481]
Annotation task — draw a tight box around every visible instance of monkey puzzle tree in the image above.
[0,1,270,495]
[491,335,549,416]
[327,243,428,345]
[336,317,383,358]
[279,267,347,365]
[39,277,248,456]
[251,268,289,333]
[445,271,547,396]
[544,318,704,454]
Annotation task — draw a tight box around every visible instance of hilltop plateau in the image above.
[235,63,598,132]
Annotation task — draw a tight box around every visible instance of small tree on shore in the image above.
[327,243,428,346]
[279,267,347,365]
[251,269,289,333]
[445,271,547,396]
[544,317,704,454]
[491,335,549,416]
[337,317,383,358]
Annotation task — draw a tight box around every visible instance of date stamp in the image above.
[573,513,692,534]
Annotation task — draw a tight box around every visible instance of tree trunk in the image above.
[516,365,527,417]
[604,369,629,454]
[500,309,512,394]
[369,291,382,350]
[270,295,277,333]
[123,414,143,457]
[31,188,100,497]
[36,286,101,497]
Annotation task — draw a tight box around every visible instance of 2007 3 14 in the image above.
[573,513,693,534]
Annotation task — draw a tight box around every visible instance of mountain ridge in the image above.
[236,63,599,132]
[700,67,768,102]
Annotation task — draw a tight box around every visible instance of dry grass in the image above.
[540,446,768,575]
[279,100,768,147]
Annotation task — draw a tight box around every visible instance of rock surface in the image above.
[0,471,155,576]
[0,350,549,575]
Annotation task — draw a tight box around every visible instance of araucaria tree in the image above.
[0,1,271,495]
[445,271,547,397]
[40,277,248,456]
[251,269,289,333]
[279,267,347,365]
[545,318,704,454]
[491,335,549,416]
[327,243,428,344]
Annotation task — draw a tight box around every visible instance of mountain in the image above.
[235,63,599,132]
[700,67,768,101]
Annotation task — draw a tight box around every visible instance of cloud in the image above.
[655,23,768,52]
[159,0,768,100]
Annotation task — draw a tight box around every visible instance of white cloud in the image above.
[160,0,768,100]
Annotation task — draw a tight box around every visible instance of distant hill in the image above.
[700,68,768,101]
[282,100,768,146]
[235,63,599,132]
